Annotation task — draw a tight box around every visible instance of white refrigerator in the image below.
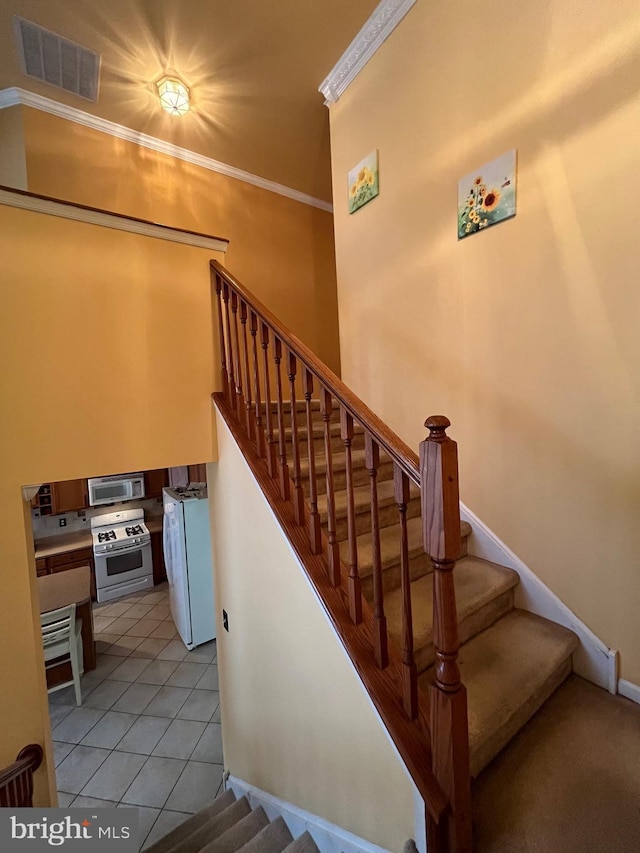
[162,486,216,649]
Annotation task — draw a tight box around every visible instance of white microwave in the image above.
[87,473,145,507]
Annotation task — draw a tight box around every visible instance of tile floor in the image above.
[49,583,224,850]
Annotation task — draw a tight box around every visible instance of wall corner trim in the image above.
[0,87,333,213]
[459,502,618,692]
[318,0,417,105]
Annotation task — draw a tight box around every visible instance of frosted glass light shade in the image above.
[157,76,189,116]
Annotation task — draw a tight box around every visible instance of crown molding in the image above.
[0,185,229,253]
[0,87,333,213]
[319,0,417,105]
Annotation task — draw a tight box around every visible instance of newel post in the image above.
[420,416,472,853]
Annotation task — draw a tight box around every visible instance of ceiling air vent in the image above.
[13,16,100,101]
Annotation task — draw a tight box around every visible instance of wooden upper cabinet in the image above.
[188,464,207,484]
[144,469,169,500]
[51,479,89,514]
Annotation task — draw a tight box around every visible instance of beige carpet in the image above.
[473,675,640,852]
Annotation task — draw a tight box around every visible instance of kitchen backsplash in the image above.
[32,497,163,540]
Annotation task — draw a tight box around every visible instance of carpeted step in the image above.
[281,831,320,853]
[317,479,421,541]
[419,610,579,777]
[233,817,293,853]
[144,790,237,853]
[148,796,252,853]
[299,447,393,496]
[385,556,519,673]
[199,806,270,853]
[341,514,431,596]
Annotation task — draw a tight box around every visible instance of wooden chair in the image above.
[41,603,83,706]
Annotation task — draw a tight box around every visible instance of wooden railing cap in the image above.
[425,415,451,435]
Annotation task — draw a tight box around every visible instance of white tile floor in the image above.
[49,583,223,850]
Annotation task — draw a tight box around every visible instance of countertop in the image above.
[34,530,93,559]
[38,565,91,613]
[34,517,164,559]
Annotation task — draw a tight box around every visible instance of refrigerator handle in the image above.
[163,513,173,585]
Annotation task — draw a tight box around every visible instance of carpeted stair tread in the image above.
[385,556,519,671]
[339,514,425,577]
[233,817,293,853]
[144,790,237,853]
[151,797,252,853]
[317,478,419,523]
[281,831,320,853]
[419,610,579,778]
[199,806,270,853]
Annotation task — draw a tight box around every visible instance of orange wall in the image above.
[328,2,640,681]
[22,108,341,376]
[0,202,224,803]
[0,105,27,188]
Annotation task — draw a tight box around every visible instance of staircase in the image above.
[278,402,578,779]
[210,260,580,852]
[146,789,319,853]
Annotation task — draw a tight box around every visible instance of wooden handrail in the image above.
[0,744,43,807]
[211,261,420,485]
[211,262,471,847]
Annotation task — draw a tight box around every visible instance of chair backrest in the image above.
[41,603,76,649]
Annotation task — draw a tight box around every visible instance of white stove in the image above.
[91,508,153,602]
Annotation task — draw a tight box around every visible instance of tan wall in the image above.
[0,105,27,188]
[208,407,416,850]
[21,108,341,376]
[328,2,640,681]
[0,202,224,803]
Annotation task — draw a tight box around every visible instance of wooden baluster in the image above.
[230,291,243,420]
[341,408,362,624]
[222,283,234,408]
[420,415,472,853]
[213,272,229,400]
[260,322,277,478]
[394,464,418,719]
[365,433,388,667]
[273,337,290,500]
[288,350,305,524]
[240,301,254,440]
[250,311,265,458]
[321,388,341,585]
[304,369,322,554]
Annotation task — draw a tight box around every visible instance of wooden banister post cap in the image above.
[425,415,451,440]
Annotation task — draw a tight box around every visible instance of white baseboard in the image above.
[460,503,618,692]
[617,678,640,705]
[225,775,392,853]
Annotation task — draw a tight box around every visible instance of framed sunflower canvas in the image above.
[348,150,379,214]
[458,150,517,239]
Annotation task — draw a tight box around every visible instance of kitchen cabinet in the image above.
[150,530,167,585]
[188,464,207,483]
[52,479,89,513]
[31,479,88,515]
[144,469,169,500]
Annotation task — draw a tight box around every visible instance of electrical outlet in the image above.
[222,610,229,632]
[59,517,67,527]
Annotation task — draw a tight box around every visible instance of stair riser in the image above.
[361,553,432,600]
[301,460,394,496]
[414,588,515,674]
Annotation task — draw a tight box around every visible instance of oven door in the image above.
[94,541,152,592]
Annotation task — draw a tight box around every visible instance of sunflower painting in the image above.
[348,150,379,214]
[457,150,516,239]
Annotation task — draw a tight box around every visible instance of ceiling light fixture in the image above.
[156,75,189,116]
